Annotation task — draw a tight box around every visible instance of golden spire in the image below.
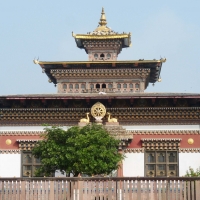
[99,7,107,26]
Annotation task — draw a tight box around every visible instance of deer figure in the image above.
[107,112,118,123]
[80,112,90,123]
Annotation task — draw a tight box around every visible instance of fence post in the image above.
[166,179,170,200]
[50,180,54,200]
[21,180,26,200]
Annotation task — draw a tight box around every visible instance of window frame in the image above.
[144,150,179,177]
[21,151,42,177]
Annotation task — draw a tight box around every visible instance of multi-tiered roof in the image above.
[35,8,166,94]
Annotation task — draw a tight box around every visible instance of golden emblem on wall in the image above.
[188,138,194,145]
[6,139,12,145]
[91,102,106,120]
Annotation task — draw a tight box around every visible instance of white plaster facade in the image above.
[0,154,21,177]
[0,125,200,177]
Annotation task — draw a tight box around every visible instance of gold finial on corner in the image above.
[99,7,107,26]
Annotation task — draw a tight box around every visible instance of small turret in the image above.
[72,8,131,61]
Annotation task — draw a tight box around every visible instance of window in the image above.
[81,84,86,89]
[107,53,111,59]
[63,84,67,89]
[96,84,100,89]
[75,84,79,89]
[22,152,42,177]
[100,53,105,58]
[129,83,133,88]
[117,84,121,89]
[145,151,178,177]
[102,84,106,88]
[123,83,127,89]
[108,83,112,89]
[90,84,94,89]
[69,84,73,89]
[94,54,98,59]
[135,83,140,88]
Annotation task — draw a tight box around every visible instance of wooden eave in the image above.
[1,93,200,100]
[72,33,130,40]
[37,59,165,84]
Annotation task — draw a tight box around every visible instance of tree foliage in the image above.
[185,166,200,177]
[32,124,123,177]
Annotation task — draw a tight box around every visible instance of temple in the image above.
[0,8,200,178]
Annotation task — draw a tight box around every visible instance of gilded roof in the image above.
[72,8,131,41]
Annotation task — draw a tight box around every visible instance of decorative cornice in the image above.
[51,68,150,79]
[179,148,200,153]
[0,107,199,124]
[0,131,44,136]
[124,148,144,153]
[0,149,21,154]
[122,148,200,153]
[141,138,181,151]
[129,130,200,135]
[17,139,41,151]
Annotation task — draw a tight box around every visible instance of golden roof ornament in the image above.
[99,7,107,26]
[93,7,115,34]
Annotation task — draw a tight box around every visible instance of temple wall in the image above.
[179,153,200,176]
[0,154,21,177]
[123,153,144,177]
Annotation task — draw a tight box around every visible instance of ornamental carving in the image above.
[129,130,200,135]
[51,68,150,79]
[0,107,199,125]
[17,139,40,151]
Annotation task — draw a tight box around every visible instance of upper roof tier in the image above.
[72,8,131,52]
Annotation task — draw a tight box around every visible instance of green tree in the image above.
[32,124,124,177]
[185,166,200,177]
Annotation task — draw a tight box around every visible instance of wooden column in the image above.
[117,149,123,177]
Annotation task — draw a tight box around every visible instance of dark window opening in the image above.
[102,84,106,88]
[96,84,100,89]
[100,53,105,58]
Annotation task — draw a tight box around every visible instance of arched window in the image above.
[63,84,67,89]
[117,83,121,89]
[94,54,98,59]
[96,84,100,89]
[123,83,127,88]
[81,84,85,89]
[129,83,133,88]
[75,84,79,89]
[69,84,73,89]
[135,83,140,88]
[107,53,111,59]
[102,84,106,88]
[100,53,105,58]
[108,83,112,89]
[90,84,94,89]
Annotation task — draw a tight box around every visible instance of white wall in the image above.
[123,125,200,130]
[0,126,70,131]
[123,153,144,177]
[179,153,200,176]
[0,154,21,177]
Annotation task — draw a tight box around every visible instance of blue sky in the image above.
[0,1,200,95]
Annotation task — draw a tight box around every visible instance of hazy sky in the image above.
[0,1,200,95]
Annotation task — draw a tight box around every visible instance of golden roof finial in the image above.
[99,7,107,26]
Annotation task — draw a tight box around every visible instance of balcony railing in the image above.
[0,177,200,200]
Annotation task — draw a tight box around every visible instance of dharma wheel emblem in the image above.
[91,102,106,120]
